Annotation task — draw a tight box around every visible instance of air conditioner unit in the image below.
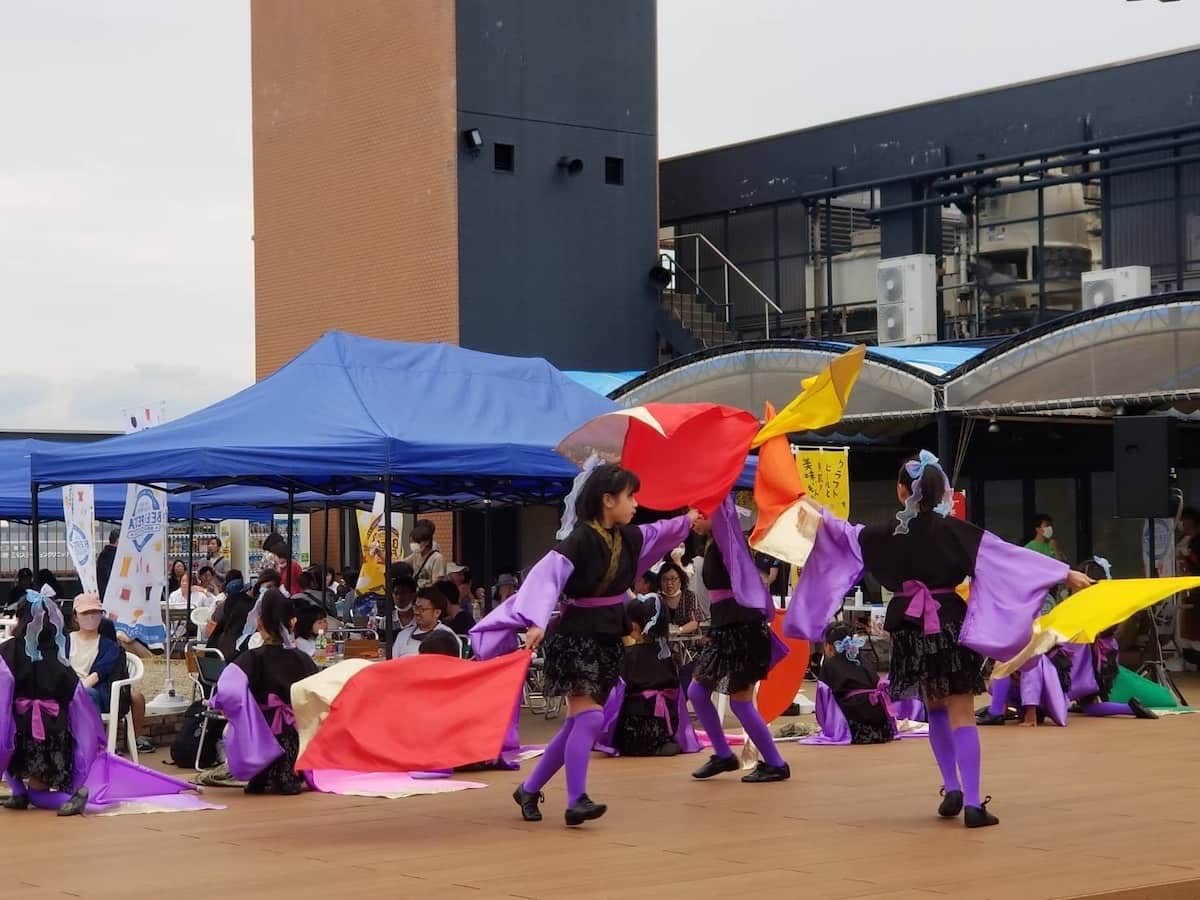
[1081,265,1151,308]
[876,254,937,345]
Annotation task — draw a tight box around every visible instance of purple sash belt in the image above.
[15,698,60,742]
[572,595,626,608]
[708,589,735,603]
[896,580,957,636]
[639,688,678,723]
[844,687,895,720]
[260,693,296,735]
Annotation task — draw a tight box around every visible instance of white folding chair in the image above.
[101,653,145,763]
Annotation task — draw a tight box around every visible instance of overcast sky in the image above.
[2,1,1198,429]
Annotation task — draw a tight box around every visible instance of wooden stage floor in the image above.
[6,689,1200,900]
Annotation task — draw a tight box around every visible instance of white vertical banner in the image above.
[103,484,169,648]
[62,484,98,594]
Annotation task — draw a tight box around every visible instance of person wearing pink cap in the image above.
[68,594,125,716]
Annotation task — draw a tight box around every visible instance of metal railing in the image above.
[660,233,783,339]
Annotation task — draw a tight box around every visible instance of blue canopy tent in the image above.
[0,440,267,522]
[29,333,627,646]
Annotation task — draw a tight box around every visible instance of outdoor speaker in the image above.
[1114,417,1177,519]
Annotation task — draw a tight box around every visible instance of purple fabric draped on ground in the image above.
[1065,643,1100,702]
[595,677,701,756]
[802,681,927,745]
[211,663,285,781]
[960,531,1070,661]
[784,510,865,640]
[990,655,1068,726]
[711,497,775,621]
[3,658,194,812]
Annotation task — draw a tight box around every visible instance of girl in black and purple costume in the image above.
[473,464,706,827]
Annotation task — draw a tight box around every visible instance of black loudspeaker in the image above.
[1114,417,1178,519]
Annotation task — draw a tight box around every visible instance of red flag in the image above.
[620,403,760,514]
[296,652,531,773]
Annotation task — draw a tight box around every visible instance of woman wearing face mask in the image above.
[1024,514,1064,614]
[404,519,446,589]
[68,594,124,716]
[656,563,701,636]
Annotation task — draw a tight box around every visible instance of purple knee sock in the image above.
[687,680,732,757]
[1084,701,1133,717]
[522,716,575,793]
[730,699,786,767]
[927,708,960,792]
[952,725,982,807]
[988,680,1009,717]
[564,709,604,804]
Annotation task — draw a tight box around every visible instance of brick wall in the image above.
[251,0,461,380]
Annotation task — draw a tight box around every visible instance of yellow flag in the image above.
[993,577,1200,679]
[750,344,865,448]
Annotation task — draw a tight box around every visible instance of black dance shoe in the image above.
[964,796,999,828]
[2,793,29,810]
[656,740,681,757]
[938,787,964,818]
[564,794,607,826]
[741,762,791,783]
[57,787,89,817]
[1129,698,1159,720]
[513,785,544,822]
[976,711,1006,726]
[691,753,740,779]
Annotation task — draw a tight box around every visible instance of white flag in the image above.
[103,484,168,648]
[122,404,163,434]
[62,484,98,594]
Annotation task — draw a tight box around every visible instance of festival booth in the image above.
[29,332,621,648]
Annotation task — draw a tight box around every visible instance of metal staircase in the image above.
[654,232,781,356]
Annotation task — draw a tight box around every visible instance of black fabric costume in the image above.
[232,644,318,793]
[692,539,770,695]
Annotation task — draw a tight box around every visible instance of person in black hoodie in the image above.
[96,529,119,599]
[207,570,255,662]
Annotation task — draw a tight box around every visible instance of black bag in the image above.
[170,700,224,769]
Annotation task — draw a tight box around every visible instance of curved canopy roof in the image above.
[942,294,1200,414]
[602,295,1200,432]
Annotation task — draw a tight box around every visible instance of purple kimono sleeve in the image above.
[0,657,13,777]
[594,679,627,756]
[1065,644,1100,702]
[469,550,574,660]
[801,682,851,745]
[784,509,865,640]
[636,514,693,575]
[211,663,284,782]
[959,531,1070,661]
[711,497,774,621]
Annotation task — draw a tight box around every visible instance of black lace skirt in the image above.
[849,720,895,745]
[12,728,76,792]
[615,707,677,756]
[692,620,772,695]
[246,725,306,795]
[887,617,986,702]
[543,633,623,703]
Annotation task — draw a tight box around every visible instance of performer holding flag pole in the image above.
[785,451,1092,827]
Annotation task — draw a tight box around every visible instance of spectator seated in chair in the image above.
[392,587,458,658]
